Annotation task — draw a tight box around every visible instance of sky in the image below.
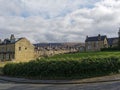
[0,0,120,43]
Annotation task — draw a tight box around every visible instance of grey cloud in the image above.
[0,0,120,43]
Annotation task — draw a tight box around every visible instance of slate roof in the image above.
[33,43,85,48]
[0,38,23,45]
[85,35,107,42]
[107,37,118,46]
[34,43,63,47]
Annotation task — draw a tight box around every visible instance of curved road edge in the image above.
[0,74,120,84]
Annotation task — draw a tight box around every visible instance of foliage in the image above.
[3,56,120,79]
[101,47,120,51]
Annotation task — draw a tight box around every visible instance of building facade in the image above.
[0,35,35,62]
[34,43,85,57]
[107,37,118,48]
[0,35,85,62]
[1,29,119,61]
[85,34,108,51]
[85,30,120,51]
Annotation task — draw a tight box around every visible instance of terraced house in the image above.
[0,29,119,61]
[0,35,85,62]
[0,34,35,62]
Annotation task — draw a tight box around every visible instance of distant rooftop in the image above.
[34,43,63,47]
[85,35,107,42]
[34,43,85,47]
[107,37,118,46]
[0,34,24,45]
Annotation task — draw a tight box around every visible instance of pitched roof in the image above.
[107,37,118,46]
[34,43,63,47]
[0,38,24,45]
[85,35,107,42]
[34,43,85,47]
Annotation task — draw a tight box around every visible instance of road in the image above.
[0,80,120,90]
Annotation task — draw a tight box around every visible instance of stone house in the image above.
[0,34,35,62]
[85,34,108,51]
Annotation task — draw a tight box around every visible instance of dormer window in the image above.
[98,34,101,40]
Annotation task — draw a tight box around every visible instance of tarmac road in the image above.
[0,80,120,90]
[0,79,10,83]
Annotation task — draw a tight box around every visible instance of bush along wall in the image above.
[101,47,120,51]
[3,56,120,79]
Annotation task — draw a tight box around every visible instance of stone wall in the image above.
[85,38,108,52]
[15,38,35,62]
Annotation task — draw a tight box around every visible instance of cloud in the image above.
[0,0,23,16]
[22,0,99,18]
[0,0,120,43]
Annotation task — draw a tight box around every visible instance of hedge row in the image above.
[3,56,120,79]
[101,47,120,51]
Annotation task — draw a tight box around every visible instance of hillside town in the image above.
[0,29,120,62]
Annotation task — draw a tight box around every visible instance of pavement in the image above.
[0,74,120,84]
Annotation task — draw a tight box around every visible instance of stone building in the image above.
[107,37,118,48]
[0,34,35,62]
[34,43,85,57]
[85,29,120,51]
[107,29,120,48]
[85,34,108,51]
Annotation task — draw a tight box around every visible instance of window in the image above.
[2,48,4,52]
[88,45,91,49]
[104,44,107,48]
[94,42,96,48]
[12,54,15,59]
[19,47,21,51]
[7,48,10,52]
[96,41,98,48]
[25,47,27,50]
[88,42,91,45]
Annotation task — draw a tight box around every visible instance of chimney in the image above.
[98,34,101,40]
[86,35,88,39]
[10,34,15,43]
[0,39,2,44]
[10,34,15,40]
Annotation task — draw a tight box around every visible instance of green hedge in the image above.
[3,56,120,79]
[101,47,120,51]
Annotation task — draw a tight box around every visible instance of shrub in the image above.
[3,56,120,79]
[101,47,120,51]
